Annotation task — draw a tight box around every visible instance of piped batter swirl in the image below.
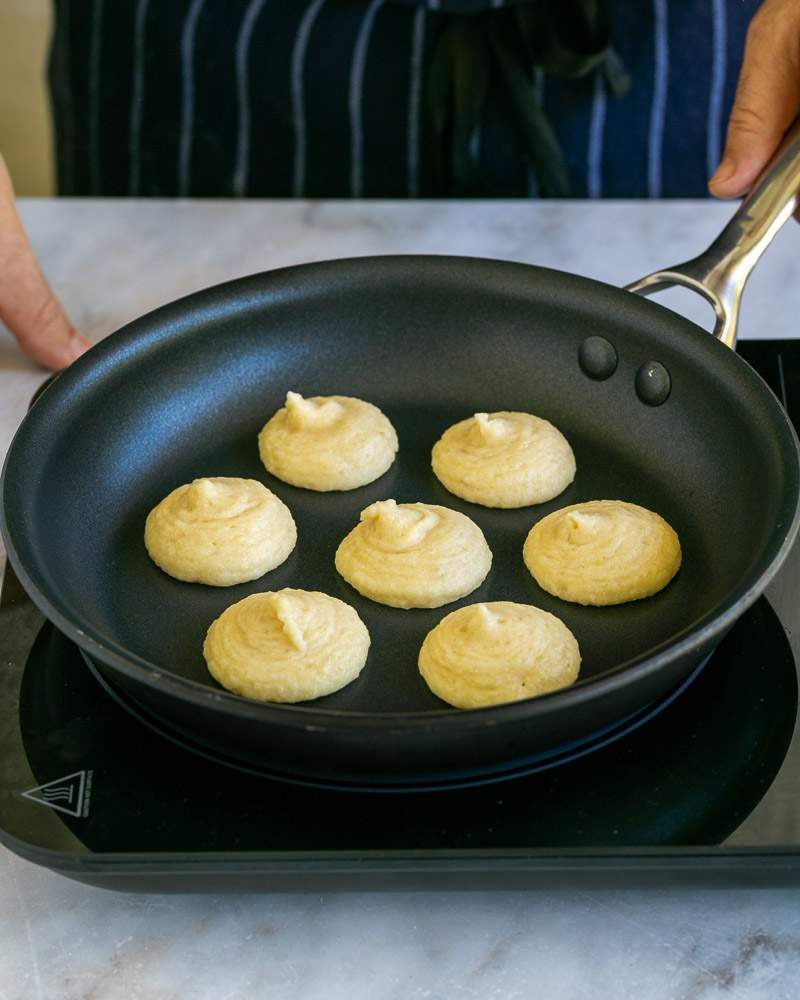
[258,391,398,491]
[144,476,296,586]
[523,500,681,606]
[203,588,370,702]
[335,499,492,608]
[432,410,575,508]
[419,601,581,709]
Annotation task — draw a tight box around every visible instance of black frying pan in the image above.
[3,136,800,791]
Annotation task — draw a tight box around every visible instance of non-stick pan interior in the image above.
[3,257,797,715]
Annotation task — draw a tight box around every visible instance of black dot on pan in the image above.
[635,361,672,406]
[578,336,618,380]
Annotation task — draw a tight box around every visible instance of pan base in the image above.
[83,650,711,793]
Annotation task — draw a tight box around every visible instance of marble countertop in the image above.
[1,199,800,999]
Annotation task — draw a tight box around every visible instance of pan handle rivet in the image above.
[578,336,618,380]
[635,361,671,406]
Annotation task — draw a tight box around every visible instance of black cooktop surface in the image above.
[0,339,798,892]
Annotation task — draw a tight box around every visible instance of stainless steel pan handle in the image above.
[625,119,800,349]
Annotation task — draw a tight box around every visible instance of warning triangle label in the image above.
[22,770,90,818]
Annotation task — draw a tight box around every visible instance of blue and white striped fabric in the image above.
[48,0,761,198]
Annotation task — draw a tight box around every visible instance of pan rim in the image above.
[2,254,799,731]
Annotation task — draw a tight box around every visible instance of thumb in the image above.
[709,3,800,198]
[5,285,90,371]
[0,156,91,370]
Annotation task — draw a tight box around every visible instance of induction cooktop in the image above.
[0,339,798,893]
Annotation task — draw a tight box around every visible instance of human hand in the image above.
[709,0,800,203]
[0,154,90,369]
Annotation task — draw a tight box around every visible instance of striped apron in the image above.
[48,0,760,199]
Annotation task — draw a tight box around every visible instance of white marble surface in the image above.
[1,199,800,999]
[2,855,800,1000]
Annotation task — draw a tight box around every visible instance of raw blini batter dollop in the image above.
[144,477,296,586]
[419,601,581,709]
[204,589,370,702]
[335,499,492,609]
[432,410,575,508]
[524,500,681,606]
[259,391,398,491]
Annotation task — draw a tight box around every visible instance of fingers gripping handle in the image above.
[625,119,800,350]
